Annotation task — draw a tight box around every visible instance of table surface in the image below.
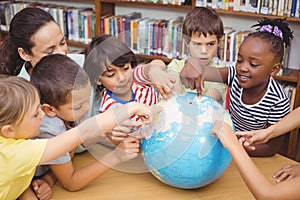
[51,151,298,200]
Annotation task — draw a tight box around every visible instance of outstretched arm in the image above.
[236,106,300,149]
[144,59,176,99]
[40,102,152,164]
[212,121,300,199]
[180,57,228,96]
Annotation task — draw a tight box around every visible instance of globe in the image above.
[141,92,233,189]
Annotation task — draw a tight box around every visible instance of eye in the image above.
[106,72,115,78]
[33,111,40,118]
[47,48,54,54]
[250,63,259,67]
[73,104,83,110]
[60,37,67,46]
[208,42,216,47]
[123,66,130,71]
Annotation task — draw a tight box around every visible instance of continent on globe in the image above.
[141,92,233,189]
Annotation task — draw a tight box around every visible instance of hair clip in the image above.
[259,25,283,40]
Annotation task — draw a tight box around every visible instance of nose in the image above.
[200,45,207,54]
[117,72,126,83]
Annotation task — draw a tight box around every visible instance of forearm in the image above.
[18,188,38,200]
[228,142,274,199]
[268,107,300,139]
[57,152,120,192]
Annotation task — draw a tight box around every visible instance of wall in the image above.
[116,5,300,70]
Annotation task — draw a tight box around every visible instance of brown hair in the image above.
[183,7,224,44]
[30,54,90,109]
[0,7,55,76]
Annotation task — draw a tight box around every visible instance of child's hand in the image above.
[211,121,238,149]
[273,164,300,183]
[147,62,176,100]
[113,136,143,163]
[131,102,152,124]
[180,57,204,96]
[108,120,142,145]
[236,129,270,151]
[32,179,53,200]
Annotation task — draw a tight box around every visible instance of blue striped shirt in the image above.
[227,65,290,131]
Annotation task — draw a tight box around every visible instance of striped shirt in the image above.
[227,65,290,131]
[100,65,161,121]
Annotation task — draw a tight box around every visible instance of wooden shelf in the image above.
[100,0,193,9]
[274,69,299,83]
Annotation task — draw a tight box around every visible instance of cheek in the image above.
[208,46,218,57]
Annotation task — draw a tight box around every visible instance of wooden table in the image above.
[52,151,298,200]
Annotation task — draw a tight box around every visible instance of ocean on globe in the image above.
[141,92,233,189]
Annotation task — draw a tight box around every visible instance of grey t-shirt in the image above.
[35,115,71,177]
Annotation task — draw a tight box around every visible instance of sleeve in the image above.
[167,59,184,74]
[133,64,152,85]
[12,139,48,177]
[227,65,236,87]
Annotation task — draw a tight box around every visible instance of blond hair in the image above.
[0,75,39,132]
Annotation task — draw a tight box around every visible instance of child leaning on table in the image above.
[84,34,175,145]
[236,106,300,183]
[29,53,152,192]
[212,120,300,199]
[180,17,294,157]
[0,74,152,200]
[167,7,227,104]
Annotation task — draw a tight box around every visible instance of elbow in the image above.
[63,184,84,192]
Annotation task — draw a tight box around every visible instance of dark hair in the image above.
[182,7,224,43]
[0,7,55,75]
[84,34,137,89]
[30,54,89,109]
[248,17,294,63]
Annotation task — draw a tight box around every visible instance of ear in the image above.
[41,104,57,117]
[271,63,282,76]
[96,78,102,86]
[1,125,16,138]
[18,47,31,62]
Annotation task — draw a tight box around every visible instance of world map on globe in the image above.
[141,92,233,189]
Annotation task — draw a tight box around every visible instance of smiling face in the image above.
[236,36,279,90]
[98,63,133,101]
[188,33,219,67]
[21,21,68,68]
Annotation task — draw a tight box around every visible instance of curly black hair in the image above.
[247,17,294,62]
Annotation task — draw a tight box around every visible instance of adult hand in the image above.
[180,57,204,96]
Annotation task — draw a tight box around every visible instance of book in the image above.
[121,12,142,47]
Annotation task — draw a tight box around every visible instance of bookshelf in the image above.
[274,69,300,160]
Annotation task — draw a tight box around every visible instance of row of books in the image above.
[196,0,300,17]
[101,12,186,59]
[117,0,189,5]
[0,1,96,43]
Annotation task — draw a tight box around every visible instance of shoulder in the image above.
[39,115,67,138]
[167,59,185,72]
